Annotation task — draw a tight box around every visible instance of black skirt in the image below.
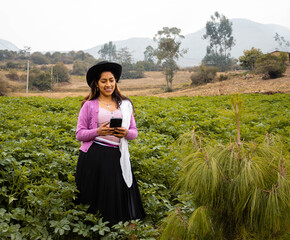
[75,142,145,225]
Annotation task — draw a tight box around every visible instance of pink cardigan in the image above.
[76,99,138,152]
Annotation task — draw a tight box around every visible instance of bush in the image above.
[5,70,20,81]
[255,54,286,79]
[30,52,50,65]
[29,68,52,90]
[53,62,70,82]
[71,61,87,76]
[190,65,219,85]
[6,61,22,69]
[218,73,228,81]
[0,77,8,96]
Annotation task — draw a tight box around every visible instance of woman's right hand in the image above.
[97,122,114,136]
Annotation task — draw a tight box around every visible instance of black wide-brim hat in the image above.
[86,61,122,87]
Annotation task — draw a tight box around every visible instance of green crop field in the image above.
[0,94,289,239]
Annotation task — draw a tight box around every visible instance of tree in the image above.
[29,68,52,90]
[98,41,117,61]
[115,47,144,79]
[53,62,70,83]
[30,52,50,65]
[144,45,155,63]
[72,60,88,76]
[153,27,187,91]
[274,32,290,51]
[239,47,263,70]
[203,12,235,71]
[255,54,286,79]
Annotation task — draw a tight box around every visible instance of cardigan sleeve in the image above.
[125,113,138,140]
[76,102,99,142]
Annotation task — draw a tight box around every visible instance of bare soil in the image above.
[3,67,290,98]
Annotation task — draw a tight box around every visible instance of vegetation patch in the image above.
[0,94,289,239]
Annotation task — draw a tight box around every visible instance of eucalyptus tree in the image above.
[98,41,117,61]
[274,32,290,51]
[153,27,187,91]
[144,45,155,63]
[203,12,235,71]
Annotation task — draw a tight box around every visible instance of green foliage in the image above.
[255,54,286,79]
[190,65,219,85]
[160,95,290,239]
[144,45,156,63]
[98,41,117,62]
[29,68,52,90]
[53,62,70,83]
[5,70,20,81]
[30,52,50,65]
[71,60,88,76]
[113,47,145,79]
[274,32,290,51]
[202,51,235,72]
[218,73,228,81]
[0,50,96,69]
[0,76,8,96]
[0,94,289,239]
[5,61,23,69]
[203,12,235,71]
[153,27,187,90]
[0,50,18,61]
[239,47,263,70]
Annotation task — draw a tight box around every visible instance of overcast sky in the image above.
[1,0,290,52]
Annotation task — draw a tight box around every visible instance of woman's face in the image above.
[96,71,116,98]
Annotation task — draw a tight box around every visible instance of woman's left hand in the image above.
[112,127,128,138]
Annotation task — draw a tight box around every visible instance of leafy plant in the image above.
[0,94,289,239]
[160,94,289,239]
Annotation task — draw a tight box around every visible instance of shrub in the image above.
[218,73,228,81]
[53,62,70,82]
[6,61,22,69]
[5,70,20,81]
[190,65,219,85]
[255,54,286,79]
[239,47,263,70]
[71,61,87,76]
[29,68,52,90]
[0,76,8,96]
[30,52,50,65]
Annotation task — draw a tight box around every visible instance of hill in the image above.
[1,18,290,67]
[85,18,290,66]
[0,39,20,51]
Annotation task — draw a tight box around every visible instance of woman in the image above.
[75,61,145,225]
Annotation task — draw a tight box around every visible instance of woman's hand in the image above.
[97,122,114,136]
[112,127,128,138]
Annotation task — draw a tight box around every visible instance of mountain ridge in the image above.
[1,18,290,67]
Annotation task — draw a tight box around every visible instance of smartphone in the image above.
[110,118,122,128]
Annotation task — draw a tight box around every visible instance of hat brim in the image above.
[86,62,122,87]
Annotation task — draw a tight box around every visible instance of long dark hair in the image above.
[81,71,133,109]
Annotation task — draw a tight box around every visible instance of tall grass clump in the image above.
[160,94,289,240]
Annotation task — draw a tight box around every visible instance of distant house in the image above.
[269,51,290,63]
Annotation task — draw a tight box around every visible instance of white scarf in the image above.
[119,100,133,188]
